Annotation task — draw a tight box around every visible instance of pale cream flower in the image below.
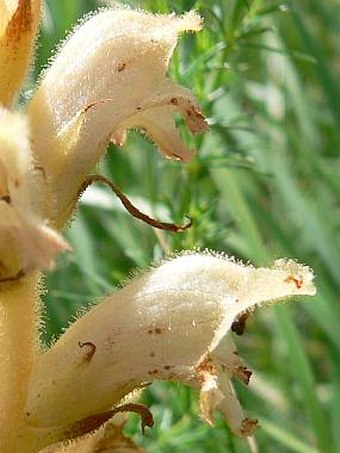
[0,2,316,452]
[0,108,69,280]
[26,253,315,440]
[28,9,208,228]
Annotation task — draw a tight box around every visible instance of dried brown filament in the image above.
[82,174,192,233]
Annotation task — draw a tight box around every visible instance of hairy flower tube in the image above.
[25,253,315,440]
[28,8,207,228]
[0,2,316,452]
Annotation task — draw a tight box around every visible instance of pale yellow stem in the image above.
[0,272,41,452]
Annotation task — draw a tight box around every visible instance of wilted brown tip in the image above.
[231,311,250,336]
[111,403,154,434]
[234,366,252,385]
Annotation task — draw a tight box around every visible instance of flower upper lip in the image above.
[0,6,207,272]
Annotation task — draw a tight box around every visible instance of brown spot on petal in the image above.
[0,195,11,204]
[240,417,258,436]
[164,365,173,370]
[147,326,165,335]
[150,351,155,357]
[170,97,178,105]
[198,355,216,375]
[285,275,303,289]
[83,99,106,114]
[117,62,126,72]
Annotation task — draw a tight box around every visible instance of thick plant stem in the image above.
[0,273,41,452]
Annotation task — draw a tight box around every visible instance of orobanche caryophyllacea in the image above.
[0,2,316,452]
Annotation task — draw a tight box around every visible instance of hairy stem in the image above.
[0,273,41,451]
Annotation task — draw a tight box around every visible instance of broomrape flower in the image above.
[0,1,316,452]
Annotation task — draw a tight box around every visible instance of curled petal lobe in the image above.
[25,252,315,437]
[28,9,206,228]
[0,0,42,107]
[124,79,208,161]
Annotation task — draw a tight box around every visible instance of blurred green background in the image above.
[28,0,340,452]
